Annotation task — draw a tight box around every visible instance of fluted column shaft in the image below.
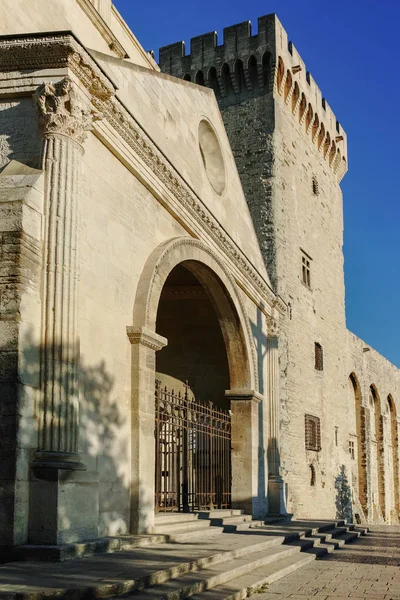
[267,333,280,477]
[39,134,82,460]
[33,78,97,470]
[266,316,285,514]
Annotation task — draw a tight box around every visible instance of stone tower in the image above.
[160,15,353,517]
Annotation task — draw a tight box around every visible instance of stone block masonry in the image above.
[159,13,400,524]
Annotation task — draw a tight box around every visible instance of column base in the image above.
[268,475,287,515]
[29,463,98,545]
[32,451,86,472]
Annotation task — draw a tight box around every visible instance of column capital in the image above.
[36,77,101,144]
[267,315,280,337]
[225,389,263,403]
[127,326,168,351]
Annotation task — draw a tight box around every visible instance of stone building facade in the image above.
[159,15,400,525]
[0,0,398,554]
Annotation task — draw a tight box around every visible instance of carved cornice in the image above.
[225,389,263,403]
[0,32,115,101]
[36,77,101,144]
[126,326,168,351]
[76,0,129,59]
[101,94,277,308]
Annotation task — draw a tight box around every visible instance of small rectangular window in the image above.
[349,440,355,460]
[305,414,321,452]
[315,342,324,371]
[335,426,338,447]
[301,252,311,288]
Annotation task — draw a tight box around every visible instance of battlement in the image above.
[159,14,347,182]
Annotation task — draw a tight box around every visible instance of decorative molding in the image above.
[126,326,168,352]
[36,78,101,144]
[0,32,277,315]
[100,95,277,309]
[76,0,128,59]
[267,315,280,337]
[135,237,259,393]
[225,389,263,403]
[0,32,115,102]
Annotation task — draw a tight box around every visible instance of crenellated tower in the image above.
[160,14,347,292]
[160,15,352,519]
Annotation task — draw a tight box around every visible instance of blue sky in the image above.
[114,0,400,367]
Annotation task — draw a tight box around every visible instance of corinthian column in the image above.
[267,315,285,514]
[33,78,99,471]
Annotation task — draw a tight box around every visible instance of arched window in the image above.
[195,70,205,86]
[234,59,246,94]
[207,67,221,98]
[248,55,258,91]
[299,93,307,122]
[349,373,368,515]
[277,56,284,92]
[183,74,191,82]
[284,70,292,102]
[221,63,234,97]
[262,52,271,92]
[292,82,300,114]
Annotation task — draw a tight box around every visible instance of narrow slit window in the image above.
[302,254,311,288]
[310,464,316,486]
[312,175,319,195]
[315,342,324,371]
[349,440,355,460]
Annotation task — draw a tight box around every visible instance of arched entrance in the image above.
[155,263,232,512]
[128,238,260,533]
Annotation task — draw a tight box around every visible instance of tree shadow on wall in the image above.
[0,327,138,548]
[335,464,353,522]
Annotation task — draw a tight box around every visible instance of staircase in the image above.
[120,511,368,599]
[1,512,368,600]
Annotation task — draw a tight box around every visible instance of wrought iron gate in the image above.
[155,380,231,512]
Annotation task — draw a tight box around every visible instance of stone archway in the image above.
[349,373,368,518]
[369,385,385,521]
[128,237,261,533]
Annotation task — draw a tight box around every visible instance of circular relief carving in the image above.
[198,120,226,195]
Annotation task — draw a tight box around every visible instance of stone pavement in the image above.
[255,526,400,600]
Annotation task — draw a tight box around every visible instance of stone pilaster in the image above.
[266,315,286,514]
[225,389,265,517]
[127,326,167,534]
[32,78,99,471]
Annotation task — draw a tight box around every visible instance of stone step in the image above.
[188,552,316,600]
[225,519,265,532]
[128,544,302,599]
[154,513,201,526]
[197,509,244,519]
[153,518,212,535]
[167,526,225,543]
